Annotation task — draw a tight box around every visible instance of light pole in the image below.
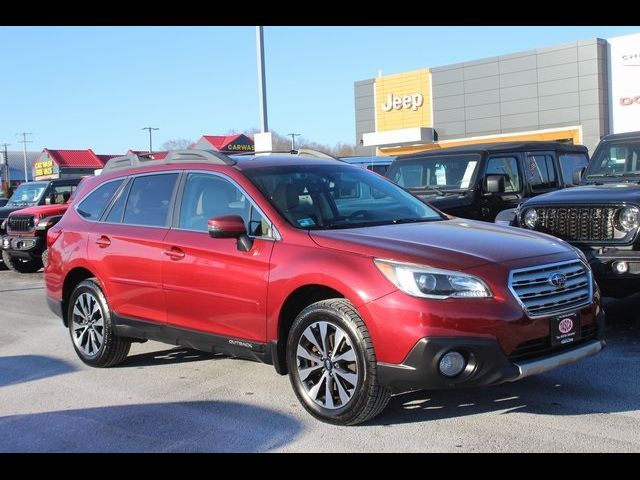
[0,143,10,193]
[256,26,268,133]
[16,132,32,182]
[142,127,159,153]
[287,133,301,151]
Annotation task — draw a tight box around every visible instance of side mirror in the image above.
[485,174,506,194]
[208,215,253,252]
[572,167,584,186]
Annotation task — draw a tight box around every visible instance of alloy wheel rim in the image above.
[296,320,359,410]
[71,292,105,358]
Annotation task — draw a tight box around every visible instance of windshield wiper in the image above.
[390,218,429,224]
[413,186,446,197]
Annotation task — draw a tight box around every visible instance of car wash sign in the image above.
[33,154,60,180]
[609,33,640,134]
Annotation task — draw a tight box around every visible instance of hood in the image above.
[309,219,572,271]
[0,205,28,219]
[8,203,69,218]
[525,183,640,207]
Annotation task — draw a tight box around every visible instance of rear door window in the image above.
[76,180,124,220]
[527,154,559,192]
[122,173,179,227]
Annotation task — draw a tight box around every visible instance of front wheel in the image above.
[2,250,42,273]
[287,298,391,425]
[68,279,131,367]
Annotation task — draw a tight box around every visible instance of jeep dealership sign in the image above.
[609,33,640,133]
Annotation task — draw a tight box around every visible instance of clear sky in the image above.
[1,26,639,154]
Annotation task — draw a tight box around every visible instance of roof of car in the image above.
[341,156,395,165]
[232,154,343,170]
[395,141,588,161]
[599,131,640,142]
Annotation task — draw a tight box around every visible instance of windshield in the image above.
[7,182,48,206]
[585,141,640,179]
[387,153,481,191]
[245,165,443,230]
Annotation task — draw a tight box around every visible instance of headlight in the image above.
[374,259,492,299]
[523,208,539,229]
[616,206,640,232]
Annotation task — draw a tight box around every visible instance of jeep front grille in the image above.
[534,206,616,241]
[509,260,593,317]
[8,215,35,233]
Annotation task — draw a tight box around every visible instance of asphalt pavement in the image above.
[1,269,639,452]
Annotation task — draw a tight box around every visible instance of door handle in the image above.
[164,247,185,260]
[95,236,111,248]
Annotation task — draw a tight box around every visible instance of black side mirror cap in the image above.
[485,174,506,194]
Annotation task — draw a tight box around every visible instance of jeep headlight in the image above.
[374,259,492,299]
[523,208,539,229]
[617,206,640,232]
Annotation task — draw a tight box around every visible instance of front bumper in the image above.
[377,310,605,393]
[1,234,43,260]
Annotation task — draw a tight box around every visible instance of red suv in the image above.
[45,150,605,425]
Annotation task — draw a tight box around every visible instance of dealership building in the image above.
[354,32,640,156]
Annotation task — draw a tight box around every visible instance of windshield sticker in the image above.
[435,164,447,185]
[297,217,316,227]
[460,161,477,189]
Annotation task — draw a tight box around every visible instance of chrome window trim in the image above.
[508,259,594,319]
[172,169,281,241]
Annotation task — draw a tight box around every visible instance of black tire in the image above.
[1,250,42,273]
[287,298,391,425]
[41,249,48,269]
[67,278,131,367]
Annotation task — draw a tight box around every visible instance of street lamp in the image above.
[142,127,159,153]
[287,133,301,151]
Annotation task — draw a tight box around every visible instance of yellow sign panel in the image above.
[375,69,432,132]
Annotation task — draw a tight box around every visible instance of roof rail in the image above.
[101,149,236,174]
[293,148,341,161]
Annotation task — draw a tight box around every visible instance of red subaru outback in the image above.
[45,150,605,425]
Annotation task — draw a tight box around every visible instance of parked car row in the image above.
[3,133,636,425]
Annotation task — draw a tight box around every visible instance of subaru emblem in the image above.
[548,272,567,288]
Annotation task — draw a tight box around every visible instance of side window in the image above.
[49,184,77,204]
[179,173,273,238]
[76,180,124,220]
[527,154,559,191]
[485,156,521,192]
[104,180,132,223]
[559,153,588,186]
[122,173,178,227]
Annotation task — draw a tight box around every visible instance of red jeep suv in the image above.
[45,150,605,425]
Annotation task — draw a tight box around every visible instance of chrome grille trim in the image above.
[509,259,593,318]
[533,206,616,242]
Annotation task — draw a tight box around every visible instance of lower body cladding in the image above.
[1,235,43,260]
[377,311,605,393]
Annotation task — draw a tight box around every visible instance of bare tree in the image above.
[161,139,193,151]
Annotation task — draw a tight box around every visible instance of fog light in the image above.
[439,351,466,378]
[613,261,629,274]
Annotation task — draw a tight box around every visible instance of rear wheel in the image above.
[1,250,42,273]
[287,298,391,425]
[68,279,131,367]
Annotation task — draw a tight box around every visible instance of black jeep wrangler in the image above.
[385,141,589,222]
[503,131,640,297]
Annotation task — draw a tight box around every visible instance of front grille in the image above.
[8,215,35,233]
[509,321,599,362]
[534,206,616,241]
[509,260,592,317]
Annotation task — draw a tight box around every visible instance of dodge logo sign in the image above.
[548,272,567,288]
